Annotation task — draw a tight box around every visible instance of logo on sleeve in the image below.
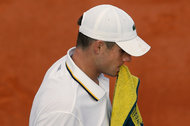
[133,24,136,31]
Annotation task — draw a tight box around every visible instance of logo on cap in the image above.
[133,24,136,31]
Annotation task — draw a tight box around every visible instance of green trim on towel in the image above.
[123,79,141,126]
[110,65,143,126]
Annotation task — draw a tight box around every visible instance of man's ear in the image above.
[93,40,104,54]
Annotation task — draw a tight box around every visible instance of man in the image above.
[29,4,150,126]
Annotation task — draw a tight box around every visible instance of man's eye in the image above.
[120,49,125,54]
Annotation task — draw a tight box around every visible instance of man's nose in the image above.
[122,53,131,62]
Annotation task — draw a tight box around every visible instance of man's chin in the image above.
[105,72,118,77]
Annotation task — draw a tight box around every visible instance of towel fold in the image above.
[111,65,143,126]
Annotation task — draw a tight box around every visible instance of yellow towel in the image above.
[111,65,143,126]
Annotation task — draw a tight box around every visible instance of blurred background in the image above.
[0,0,189,125]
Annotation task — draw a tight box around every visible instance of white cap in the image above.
[79,4,151,56]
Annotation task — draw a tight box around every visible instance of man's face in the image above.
[96,43,131,77]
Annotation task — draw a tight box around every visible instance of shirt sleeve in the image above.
[36,111,82,126]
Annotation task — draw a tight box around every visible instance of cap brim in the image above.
[116,36,151,57]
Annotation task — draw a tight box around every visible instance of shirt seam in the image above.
[36,111,83,126]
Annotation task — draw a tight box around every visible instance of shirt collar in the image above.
[65,47,106,101]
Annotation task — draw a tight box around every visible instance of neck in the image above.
[72,47,100,84]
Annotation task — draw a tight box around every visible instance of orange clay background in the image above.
[0,0,190,125]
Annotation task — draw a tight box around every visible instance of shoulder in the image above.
[30,56,80,119]
[30,73,80,126]
[34,72,78,112]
